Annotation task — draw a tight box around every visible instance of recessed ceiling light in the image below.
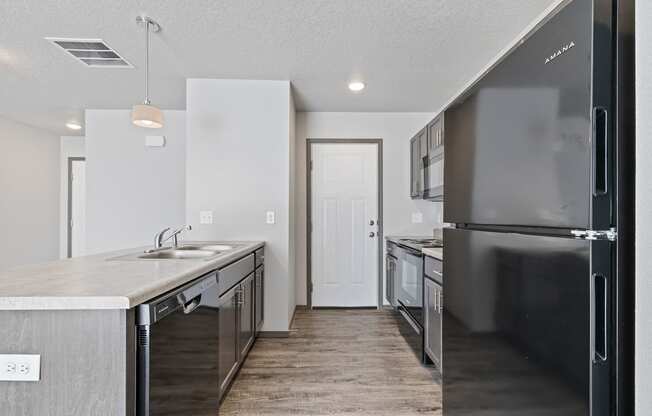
[66,122,82,131]
[348,81,365,92]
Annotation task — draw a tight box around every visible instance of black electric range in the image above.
[386,237,442,365]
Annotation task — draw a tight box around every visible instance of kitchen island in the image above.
[0,241,264,416]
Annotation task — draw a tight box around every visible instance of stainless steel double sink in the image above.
[112,244,240,261]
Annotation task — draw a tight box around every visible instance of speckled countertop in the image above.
[385,235,433,244]
[422,247,443,260]
[386,235,444,260]
[0,241,263,311]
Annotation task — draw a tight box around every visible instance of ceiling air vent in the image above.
[45,38,133,68]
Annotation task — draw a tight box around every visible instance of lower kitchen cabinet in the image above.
[385,242,399,307]
[238,273,255,357]
[255,265,264,333]
[424,276,442,370]
[218,284,240,397]
[218,249,265,402]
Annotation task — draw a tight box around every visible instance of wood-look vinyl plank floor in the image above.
[220,308,441,416]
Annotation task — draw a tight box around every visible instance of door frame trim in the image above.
[306,138,384,309]
[67,157,86,258]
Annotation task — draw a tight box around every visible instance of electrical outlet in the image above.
[18,363,30,375]
[411,212,423,224]
[0,354,40,381]
[199,211,213,225]
[5,362,16,374]
[266,211,276,224]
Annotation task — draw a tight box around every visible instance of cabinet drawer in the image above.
[424,256,443,283]
[218,254,255,296]
[255,248,264,268]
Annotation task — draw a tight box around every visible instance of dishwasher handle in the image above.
[137,273,217,325]
[177,293,203,314]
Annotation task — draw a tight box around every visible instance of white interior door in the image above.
[70,159,86,257]
[311,143,379,307]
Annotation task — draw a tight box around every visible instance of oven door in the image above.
[396,247,424,326]
[397,301,424,362]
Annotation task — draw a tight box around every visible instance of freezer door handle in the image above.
[593,107,609,196]
[592,273,608,362]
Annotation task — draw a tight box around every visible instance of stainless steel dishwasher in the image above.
[136,271,220,416]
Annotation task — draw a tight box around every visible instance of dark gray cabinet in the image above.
[238,273,255,358]
[410,113,445,200]
[424,255,443,370]
[424,277,442,370]
[385,254,397,306]
[255,266,264,334]
[410,128,428,198]
[217,248,264,402]
[218,285,239,396]
[424,115,445,200]
[410,129,425,198]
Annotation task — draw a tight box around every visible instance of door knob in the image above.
[369,232,376,238]
[369,220,375,226]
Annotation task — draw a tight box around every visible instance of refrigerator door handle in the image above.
[592,273,608,363]
[593,107,609,196]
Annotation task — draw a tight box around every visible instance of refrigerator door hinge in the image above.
[570,228,617,241]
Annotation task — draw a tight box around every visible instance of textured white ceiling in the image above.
[0,0,557,135]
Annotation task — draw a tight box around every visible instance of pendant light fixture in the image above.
[132,16,163,128]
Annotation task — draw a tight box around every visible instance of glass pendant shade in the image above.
[132,103,163,128]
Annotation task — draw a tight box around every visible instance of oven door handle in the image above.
[177,294,202,314]
[398,305,421,335]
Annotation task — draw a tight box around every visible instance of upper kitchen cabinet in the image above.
[424,114,444,201]
[410,128,427,198]
[409,113,445,201]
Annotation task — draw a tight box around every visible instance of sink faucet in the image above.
[154,225,192,249]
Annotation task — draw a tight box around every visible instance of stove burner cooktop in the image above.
[398,238,443,250]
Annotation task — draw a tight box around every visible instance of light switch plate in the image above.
[199,211,213,225]
[0,354,40,381]
[266,211,276,224]
[411,212,423,224]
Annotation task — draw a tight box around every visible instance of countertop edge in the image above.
[0,241,265,311]
[422,247,443,260]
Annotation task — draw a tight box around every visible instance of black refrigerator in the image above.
[442,0,634,415]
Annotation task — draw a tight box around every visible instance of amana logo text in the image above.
[545,41,575,64]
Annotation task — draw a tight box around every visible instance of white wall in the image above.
[0,116,60,270]
[85,110,186,254]
[636,0,651,413]
[294,112,443,306]
[288,92,296,322]
[186,79,294,332]
[59,136,85,259]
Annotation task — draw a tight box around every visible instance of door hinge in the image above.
[310,160,313,171]
[570,228,617,241]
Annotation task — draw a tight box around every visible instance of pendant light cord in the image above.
[144,20,150,105]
